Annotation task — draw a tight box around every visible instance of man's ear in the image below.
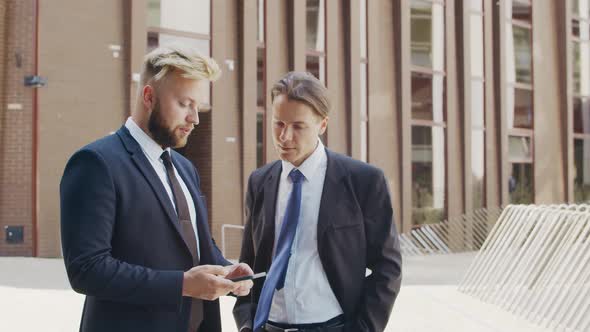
[142,85,156,109]
[318,116,329,135]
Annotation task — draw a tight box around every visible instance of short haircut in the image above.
[141,44,221,85]
[271,71,331,119]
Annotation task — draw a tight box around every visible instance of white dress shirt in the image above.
[268,139,343,324]
[124,117,200,257]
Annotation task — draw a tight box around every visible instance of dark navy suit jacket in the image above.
[60,126,229,332]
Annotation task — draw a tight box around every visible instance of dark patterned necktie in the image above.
[161,151,202,332]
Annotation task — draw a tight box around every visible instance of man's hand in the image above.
[182,265,237,300]
[224,263,255,296]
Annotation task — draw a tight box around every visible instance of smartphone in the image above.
[229,272,266,282]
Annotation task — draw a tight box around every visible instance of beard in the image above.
[148,99,182,148]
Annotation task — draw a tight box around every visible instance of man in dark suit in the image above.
[60,45,253,332]
[233,72,402,332]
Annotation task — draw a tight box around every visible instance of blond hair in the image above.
[141,44,221,85]
[271,71,330,119]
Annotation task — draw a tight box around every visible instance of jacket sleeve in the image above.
[233,174,257,331]
[60,149,184,312]
[347,170,402,332]
[211,237,233,267]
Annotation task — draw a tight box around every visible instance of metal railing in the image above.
[459,204,590,332]
[224,207,504,259]
[399,207,504,256]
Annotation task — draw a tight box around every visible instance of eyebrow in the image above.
[274,119,307,125]
[180,96,197,103]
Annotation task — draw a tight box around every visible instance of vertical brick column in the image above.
[0,0,36,256]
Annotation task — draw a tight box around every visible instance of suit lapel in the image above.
[256,162,282,267]
[117,127,193,258]
[317,149,347,242]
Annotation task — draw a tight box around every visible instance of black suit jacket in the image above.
[233,149,402,332]
[60,126,229,332]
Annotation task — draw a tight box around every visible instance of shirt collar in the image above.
[281,138,326,183]
[125,117,171,163]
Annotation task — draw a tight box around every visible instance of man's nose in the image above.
[280,126,293,142]
[187,108,199,125]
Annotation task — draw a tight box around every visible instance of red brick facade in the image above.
[0,0,35,256]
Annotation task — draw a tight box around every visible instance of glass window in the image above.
[412,73,432,120]
[256,113,264,167]
[575,138,590,202]
[257,47,265,107]
[411,0,446,226]
[512,0,532,23]
[572,41,582,94]
[507,0,533,206]
[509,135,532,161]
[147,32,159,52]
[573,19,581,38]
[509,163,533,204]
[508,87,533,129]
[257,0,265,43]
[513,25,532,84]
[469,5,485,209]
[412,125,446,225]
[149,0,211,35]
[307,55,326,84]
[411,3,432,67]
[410,1,444,70]
[306,0,325,52]
[412,72,445,122]
[472,129,485,209]
[574,97,590,133]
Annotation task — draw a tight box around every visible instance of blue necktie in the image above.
[253,169,305,331]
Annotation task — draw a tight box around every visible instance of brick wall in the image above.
[0,1,6,159]
[0,0,35,256]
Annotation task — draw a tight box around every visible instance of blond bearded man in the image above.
[61,45,253,332]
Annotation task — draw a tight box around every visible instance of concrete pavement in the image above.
[0,253,548,331]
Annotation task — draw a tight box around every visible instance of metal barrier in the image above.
[224,207,503,258]
[459,204,590,332]
[400,207,504,256]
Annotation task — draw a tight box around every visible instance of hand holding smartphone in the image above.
[229,272,266,282]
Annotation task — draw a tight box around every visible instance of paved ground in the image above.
[0,253,549,331]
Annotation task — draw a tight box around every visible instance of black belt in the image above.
[264,315,345,332]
